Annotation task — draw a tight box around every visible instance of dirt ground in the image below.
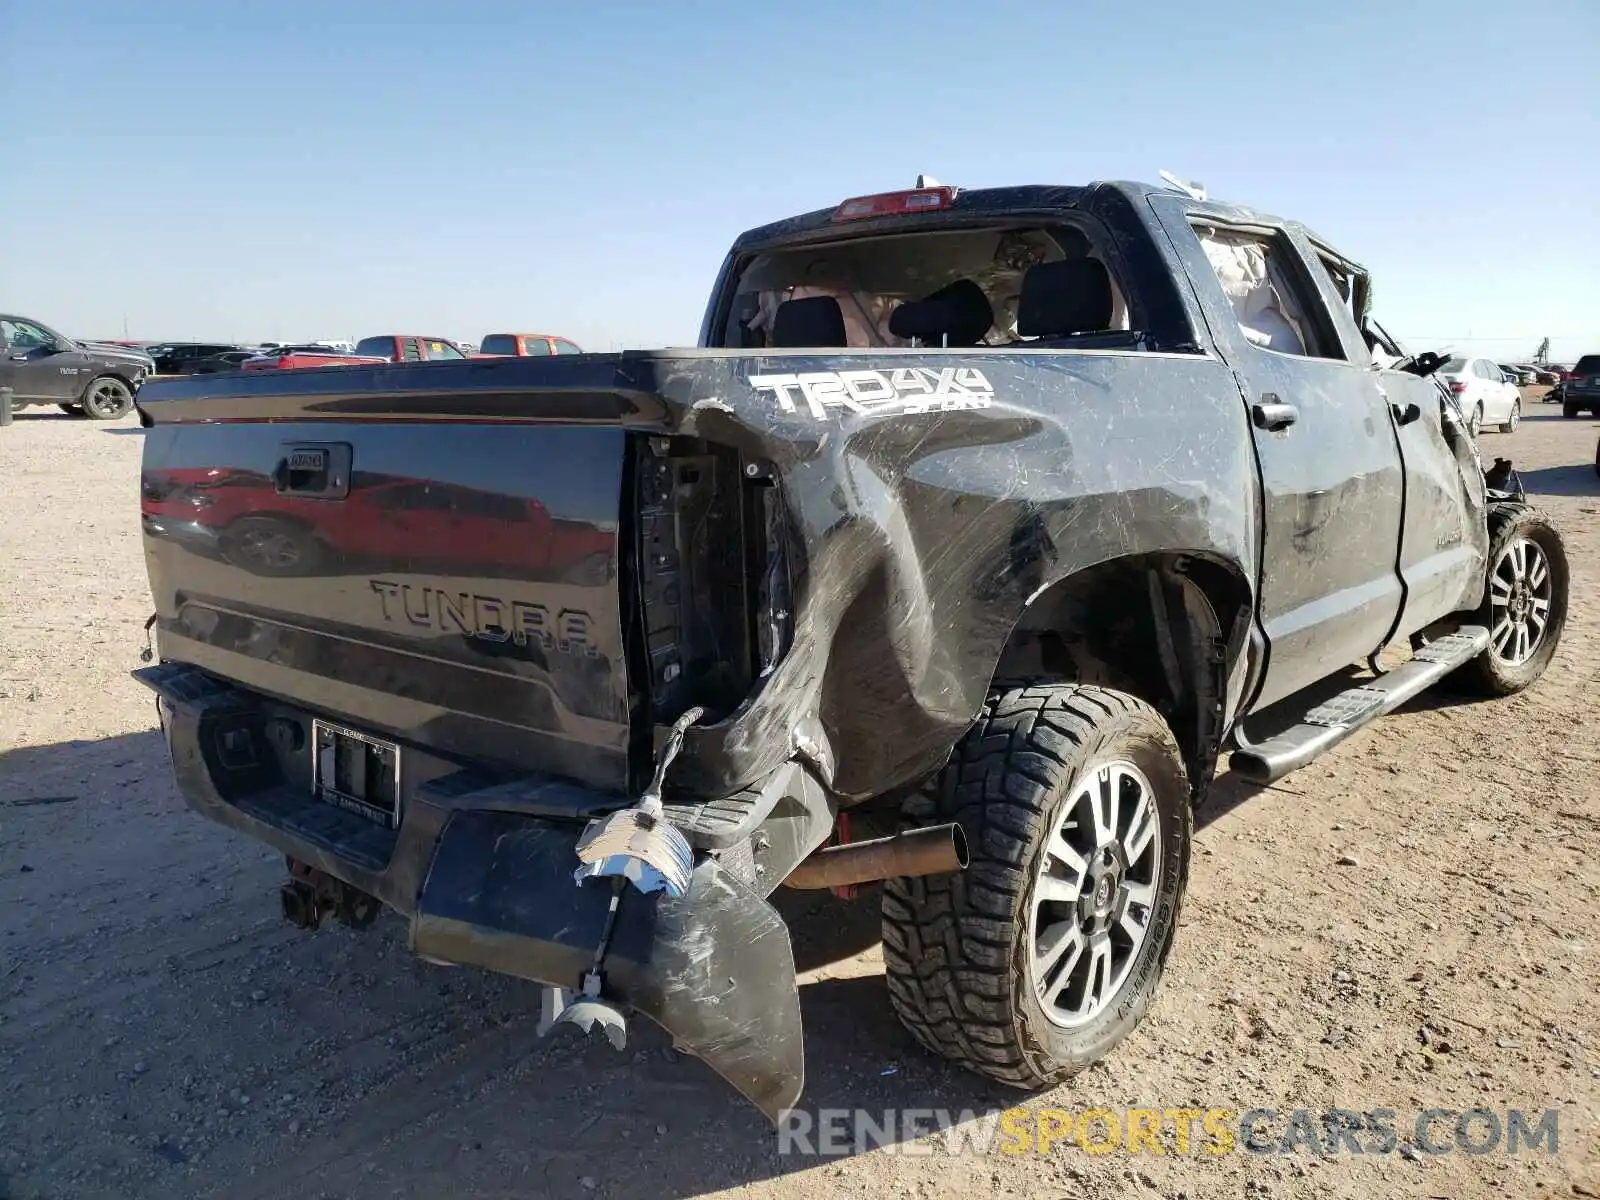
[1,392,1597,1200]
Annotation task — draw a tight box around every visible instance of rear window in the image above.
[355,337,394,359]
[1441,358,1469,373]
[717,224,1134,350]
[1573,355,1600,374]
[479,334,518,355]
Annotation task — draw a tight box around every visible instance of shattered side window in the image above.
[1192,225,1346,362]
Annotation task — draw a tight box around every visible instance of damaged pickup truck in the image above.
[133,178,1570,1122]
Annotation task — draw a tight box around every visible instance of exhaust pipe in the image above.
[781,822,969,891]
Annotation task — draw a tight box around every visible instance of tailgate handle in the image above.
[1251,399,1299,432]
[273,442,352,498]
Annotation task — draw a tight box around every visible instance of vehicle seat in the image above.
[770,296,848,348]
[1016,259,1114,339]
[888,278,995,347]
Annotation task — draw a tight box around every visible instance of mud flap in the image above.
[409,810,805,1121]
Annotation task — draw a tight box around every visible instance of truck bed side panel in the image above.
[137,348,1257,804]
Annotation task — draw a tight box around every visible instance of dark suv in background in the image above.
[1561,354,1600,418]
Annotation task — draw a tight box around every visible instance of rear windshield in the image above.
[1573,355,1600,374]
[1441,358,1469,373]
[354,337,394,359]
[479,334,517,355]
[716,224,1135,350]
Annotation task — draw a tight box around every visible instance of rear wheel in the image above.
[1467,404,1483,437]
[882,685,1191,1089]
[1499,401,1520,433]
[80,377,133,420]
[1452,504,1568,697]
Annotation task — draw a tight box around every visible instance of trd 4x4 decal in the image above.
[749,367,994,421]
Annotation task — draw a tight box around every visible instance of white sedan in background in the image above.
[1439,356,1523,434]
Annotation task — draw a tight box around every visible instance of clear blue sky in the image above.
[5,0,1596,362]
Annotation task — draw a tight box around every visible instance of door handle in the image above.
[9,354,28,362]
[1251,400,1299,432]
[1390,401,1422,426]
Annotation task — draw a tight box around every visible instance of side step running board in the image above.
[1229,626,1488,784]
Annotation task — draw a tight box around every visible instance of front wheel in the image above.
[1500,401,1520,433]
[80,376,134,420]
[1452,504,1568,697]
[882,685,1191,1089]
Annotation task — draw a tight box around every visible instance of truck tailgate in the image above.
[139,402,633,792]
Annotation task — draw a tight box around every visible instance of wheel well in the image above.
[989,552,1252,800]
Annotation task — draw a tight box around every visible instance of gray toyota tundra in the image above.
[132,177,1570,1122]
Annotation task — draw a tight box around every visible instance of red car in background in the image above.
[140,466,613,585]
[476,333,582,357]
[240,336,472,372]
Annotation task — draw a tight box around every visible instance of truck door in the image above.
[1150,201,1407,709]
[3,317,84,404]
[1293,247,1490,641]
[1361,319,1489,635]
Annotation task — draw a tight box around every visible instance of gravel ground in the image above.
[1,393,1597,1200]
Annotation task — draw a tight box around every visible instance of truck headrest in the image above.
[771,296,848,348]
[888,278,994,347]
[1017,258,1114,339]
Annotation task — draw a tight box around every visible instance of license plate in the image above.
[311,720,401,828]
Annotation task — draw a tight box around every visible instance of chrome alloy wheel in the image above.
[1488,535,1553,666]
[1028,760,1161,1028]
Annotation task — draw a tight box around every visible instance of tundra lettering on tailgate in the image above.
[749,366,994,420]
[369,579,597,656]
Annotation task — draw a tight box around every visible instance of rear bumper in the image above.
[135,661,811,1121]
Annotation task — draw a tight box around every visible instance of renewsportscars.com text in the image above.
[777,1106,1561,1159]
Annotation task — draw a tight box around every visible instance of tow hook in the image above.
[541,707,705,1048]
[279,859,380,931]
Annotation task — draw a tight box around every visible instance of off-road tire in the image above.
[881,684,1191,1090]
[80,376,134,420]
[1499,401,1520,433]
[1452,503,1568,697]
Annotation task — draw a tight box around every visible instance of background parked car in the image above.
[0,313,152,419]
[1561,354,1600,418]
[476,333,583,357]
[239,344,388,372]
[1439,356,1523,433]
[145,343,253,375]
[1497,363,1536,385]
[186,349,263,375]
[352,334,470,362]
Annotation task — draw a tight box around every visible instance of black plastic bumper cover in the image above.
[136,664,805,1121]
